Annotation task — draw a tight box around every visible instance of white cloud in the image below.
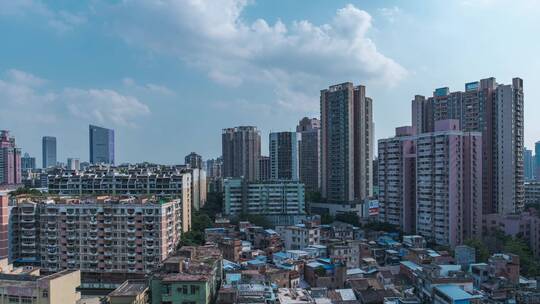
[6,69,47,87]
[0,0,86,33]
[65,88,150,127]
[378,6,401,23]
[108,1,407,111]
[0,69,150,127]
[122,77,175,96]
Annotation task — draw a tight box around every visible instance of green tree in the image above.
[320,213,334,225]
[504,237,540,277]
[201,191,223,220]
[464,238,490,262]
[10,187,44,197]
[335,212,360,226]
[305,191,322,203]
[179,210,214,247]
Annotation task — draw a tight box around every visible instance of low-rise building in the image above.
[150,245,223,304]
[107,280,149,304]
[276,223,320,251]
[0,263,80,304]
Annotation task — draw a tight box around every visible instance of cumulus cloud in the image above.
[108,1,407,111]
[0,69,150,127]
[65,88,150,127]
[0,0,86,33]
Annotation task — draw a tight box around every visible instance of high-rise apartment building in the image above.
[0,130,22,185]
[10,196,183,284]
[0,194,8,259]
[524,148,534,181]
[21,153,36,171]
[185,152,203,169]
[222,126,261,182]
[378,120,483,246]
[89,125,115,164]
[297,117,320,193]
[269,132,298,180]
[411,77,524,214]
[320,82,373,202]
[258,156,270,181]
[205,157,223,178]
[67,158,80,171]
[42,136,57,169]
[47,164,193,232]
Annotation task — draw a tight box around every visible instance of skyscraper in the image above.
[524,148,534,181]
[320,82,373,202]
[411,77,524,214]
[21,153,36,171]
[0,130,22,185]
[185,152,203,169]
[89,125,115,164]
[222,126,261,182]
[269,132,298,180]
[297,117,321,193]
[42,136,57,168]
[378,120,483,246]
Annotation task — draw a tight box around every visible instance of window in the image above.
[190,285,200,294]
[182,285,188,294]
[42,289,49,298]
[161,284,171,295]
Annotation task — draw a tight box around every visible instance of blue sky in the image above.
[1,0,539,165]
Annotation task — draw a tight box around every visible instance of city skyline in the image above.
[2,1,540,164]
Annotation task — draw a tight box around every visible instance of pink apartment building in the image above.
[378,120,483,246]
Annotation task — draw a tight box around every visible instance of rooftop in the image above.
[434,285,481,301]
[108,280,148,297]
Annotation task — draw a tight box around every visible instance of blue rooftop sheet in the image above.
[435,285,480,301]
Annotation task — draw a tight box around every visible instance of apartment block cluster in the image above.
[220,82,375,226]
[378,77,525,246]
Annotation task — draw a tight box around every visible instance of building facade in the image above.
[258,156,270,181]
[296,117,320,193]
[41,136,57,169]
[269,132,298,181]
[205,158,223,178]
[46,164,193,232]
[525,181,540,205]
[185,152,203,169]
[524,148,534,181]
[378,120,483,246]
[535,142,540,182]
[320,82,373,202]
[66,158,80,171]
[223,178,305,216]
[222,126,261,182]
[89,125,115,164]
[10,196,183,284]
[0,131,21,185]
[0,268,81,304]
[21,153,36,172]
[411,78,524,214]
